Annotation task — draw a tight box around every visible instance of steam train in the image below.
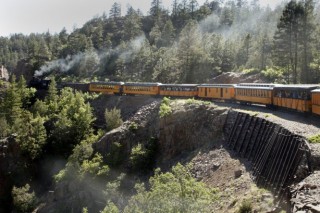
[58,81,320,116]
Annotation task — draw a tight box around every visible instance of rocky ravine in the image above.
[6,95,319,212]
[93,98,278,212]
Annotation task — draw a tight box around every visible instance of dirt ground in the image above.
[188,141,278,213]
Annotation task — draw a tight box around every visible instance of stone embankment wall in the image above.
[224,110,311,194]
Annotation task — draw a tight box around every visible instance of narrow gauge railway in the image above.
[58,81,320,116]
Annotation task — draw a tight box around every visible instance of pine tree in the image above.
[12,111,47,159]
[300,0,316,83]
[189,0,199,19]
[2,75,23,125]
[158,20,176,47]
[150,0,163,17]
[177,21,204,83]
[123,9,143,41]
[46,78,58,114]
[273,1,304,83]
[109,3,121,19]
[221,40,236,72]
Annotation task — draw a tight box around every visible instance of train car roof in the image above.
[311,89,320,93]
[90,81,124,85]
[274,84,320,90]
[198,84,236,88]
[160,84,198,87]
[63,82,89,85]
[124,82,161,86]
[235,83,277,90]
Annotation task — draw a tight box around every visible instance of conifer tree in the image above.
[273,1,304,83]
[109,2,121,19]
[300,0,316,83]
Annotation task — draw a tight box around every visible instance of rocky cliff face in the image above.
[93,99,229,170]
[158,101,228,164]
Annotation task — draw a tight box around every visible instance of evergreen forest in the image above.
[1,0,320,84]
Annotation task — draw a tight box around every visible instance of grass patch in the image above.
[308,134,320,144]
[186,98,211,105]
[250,112,259,117]
[238,199,253,213]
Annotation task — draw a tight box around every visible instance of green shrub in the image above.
[11,184,37,213]
[129,143,148,172]
[238,199,253,213]
[308,134,320,144]
[106,142,126,167]
[159,97,172,118]
[105,107,123,131]
[80,153,110,178]
[129,122,138,131]
[101,201,119,213]
[261,67,284,82]
[124,163,219,213]
[162,97,171,105]
[129,138,157,172]
[242,68,259,75]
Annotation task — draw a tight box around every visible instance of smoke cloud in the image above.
[35,34,147,77]
[35,53,86,77]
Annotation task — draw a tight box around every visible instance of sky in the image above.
[0,0,283,37]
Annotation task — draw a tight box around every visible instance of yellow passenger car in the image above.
[159,84,198,97]
[123,82,161,95]
[312,89,320,116]
[235,83,275,106]
[198,84,235,100]
[273,85,319,112]
[89,82,124,94]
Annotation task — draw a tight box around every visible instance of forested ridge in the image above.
[1,0,320,84]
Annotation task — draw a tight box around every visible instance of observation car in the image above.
[235,83,276,106]
[311,89,320,115]
[89,82,124,94]
[198,84,235,100]
[273,85,319,112]
[123,82,161,95]
[159,84,198,97]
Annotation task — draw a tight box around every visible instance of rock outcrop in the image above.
[158,101,228,164]
[290,171,320,213]
[0,65,9,81]
[209,72,267,84]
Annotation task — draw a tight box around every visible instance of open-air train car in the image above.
[273,85,319,112]
[311,89,320,115]
[234,83,276,106]
[159,84,198,97]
